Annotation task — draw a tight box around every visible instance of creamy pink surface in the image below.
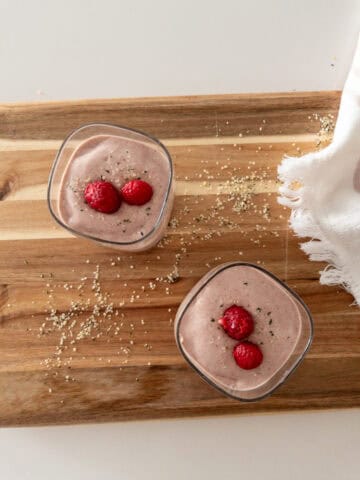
[178,265,309,395]
[59,134,171,243]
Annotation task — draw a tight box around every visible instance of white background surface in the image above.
[1,0,360,101]
[1,0,360,479]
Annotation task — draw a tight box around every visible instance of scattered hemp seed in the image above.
[26,116,280,389]
[166,267,180,284]
[168,218,179,228]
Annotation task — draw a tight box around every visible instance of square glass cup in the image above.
[48,123,174,252]
[175,262,313,402]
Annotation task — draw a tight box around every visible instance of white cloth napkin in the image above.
[278,35,360,304]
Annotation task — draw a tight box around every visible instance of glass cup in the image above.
[48,123,174,252]
[175,262,313,401]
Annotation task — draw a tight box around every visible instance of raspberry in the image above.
[233,341,263,370]
[84,181,121,214]
[121,179,153,206]
[218,305,254,340]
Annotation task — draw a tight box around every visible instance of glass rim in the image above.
[47,122,174,246]
[175,261,314,402]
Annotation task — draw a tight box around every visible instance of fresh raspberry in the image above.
[233,341,263,370]
[84,181,121,214]
[218,305,254,340]
[121,179,153,206]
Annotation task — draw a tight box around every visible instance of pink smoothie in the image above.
[176,263,312,400]
[58,134,172,248]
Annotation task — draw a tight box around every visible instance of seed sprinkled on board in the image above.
[26,113,331,391]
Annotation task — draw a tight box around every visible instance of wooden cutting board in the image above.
[1,91,359,428]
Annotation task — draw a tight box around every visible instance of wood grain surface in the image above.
[2,91,359,428]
